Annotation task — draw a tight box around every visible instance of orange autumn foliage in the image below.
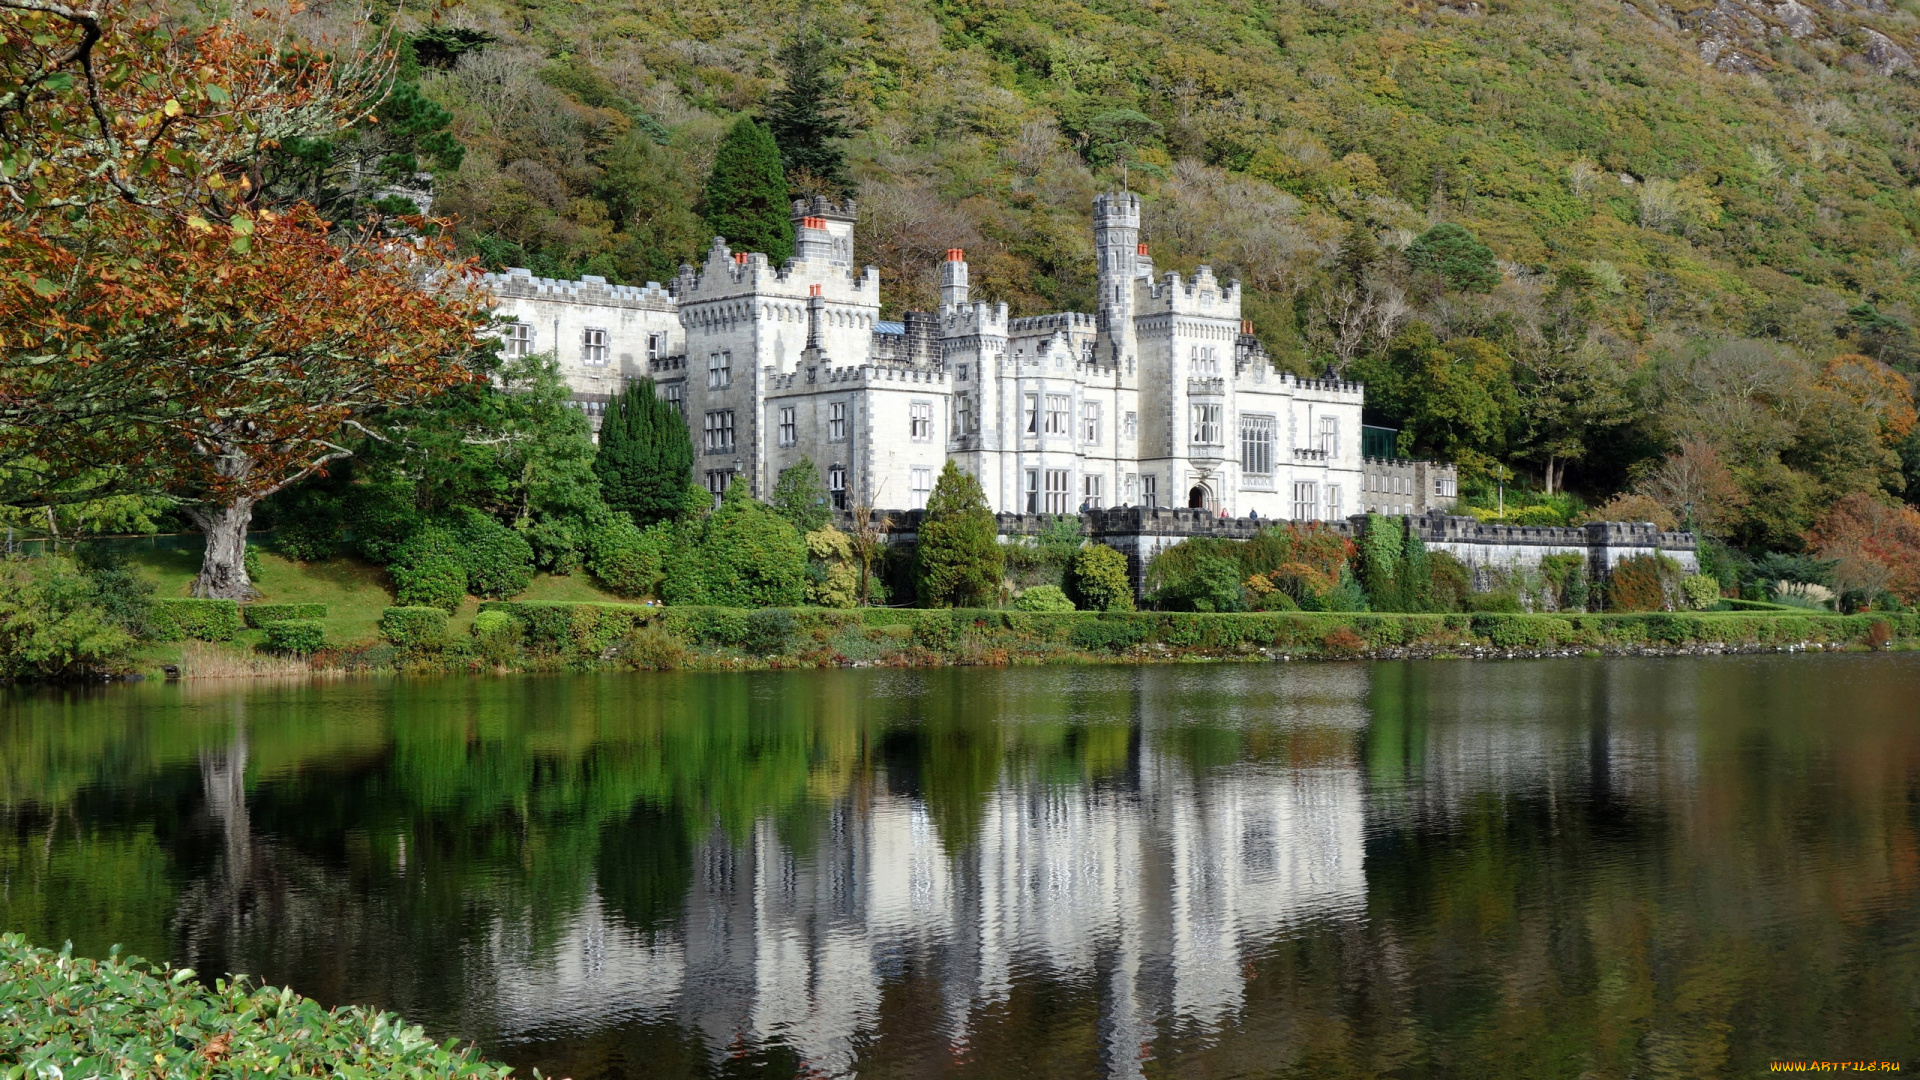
[1821,354,1918,449]
[0,4,487,596]
[1805,493,1920,605]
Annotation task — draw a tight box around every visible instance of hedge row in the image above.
[263,619,325,655]
[455,602,1916,663]
[243,602,327,628]
[148,598,241,642]
[0,934,510,1077]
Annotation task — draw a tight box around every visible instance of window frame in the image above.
[909,401,934,441]
[1044,394,1070,435]
[909,467,933,510]
[1191,403,1222,446]
[1044,469,1072,515]
[777,406,796,447]
[828,465,848,510]
[707,351,732,389]
[582,326,609,366]
[1080,401,1101,444]
[702,409,736,454]
[504,322,534,358]
[828,401,847,441]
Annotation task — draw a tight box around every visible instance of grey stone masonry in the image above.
[843,506,1697,601]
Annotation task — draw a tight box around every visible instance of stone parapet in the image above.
[838,507,1697,601]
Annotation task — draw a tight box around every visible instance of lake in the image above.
[4,657,1918,1077]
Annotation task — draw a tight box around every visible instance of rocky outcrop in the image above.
[1632,0,1918,77]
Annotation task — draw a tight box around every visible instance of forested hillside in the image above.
[292,0,1920,574]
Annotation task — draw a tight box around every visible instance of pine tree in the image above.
[765,31,851,198]
[703,117,793,263]
[593,378,695,526]
[914,462,1005,607]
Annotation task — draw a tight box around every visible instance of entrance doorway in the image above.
[1188,485,1208,509]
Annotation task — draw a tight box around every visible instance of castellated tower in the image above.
[1093,192,1140,366]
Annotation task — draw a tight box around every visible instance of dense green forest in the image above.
[290,0,1920,551]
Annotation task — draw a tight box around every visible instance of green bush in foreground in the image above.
[243,602,327,628]
[148,598,241,642]
[0,934,511,1078]
[263,619,325,656]
[1015,585,1076,611]
[380,606,449,648]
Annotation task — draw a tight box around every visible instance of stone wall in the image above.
[845,507,1698,600]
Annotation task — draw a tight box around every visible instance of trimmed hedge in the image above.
[322,601,1920,669]
[0,934,509,1078]
[243,602,327,628]
[379,606,448,648]
[263,619,325,655]
[148,598,240,642]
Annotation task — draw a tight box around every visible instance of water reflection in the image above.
[4,657,1919,1078]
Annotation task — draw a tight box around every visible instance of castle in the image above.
[481,194,1458,519]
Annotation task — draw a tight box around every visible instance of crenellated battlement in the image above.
[481,269,675,308]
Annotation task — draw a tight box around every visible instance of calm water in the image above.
[4,658,1919,1077]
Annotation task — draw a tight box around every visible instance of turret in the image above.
[794,215,834,262]
[941,248,970,313]
[1093,192,1140,366]
[789,196,856,265]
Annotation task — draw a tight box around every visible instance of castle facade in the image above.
[480,194,1456,519]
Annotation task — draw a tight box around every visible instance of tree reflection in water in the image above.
[3,657,1919,1078]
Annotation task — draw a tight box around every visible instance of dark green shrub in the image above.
[1066,543,1134,611]
[1539,553,1591,613]
[149,598,241,642]
[380,606,448,648]
[263,619,325,655]
[451,508,535,599]
[1473,614,1573,648]
[587,517,675,598]
[73,547,154,640]
[1465,590,1522,613]
[771,457,831,533]
[1070,614,1154,651]
[1015,585,1076,611]
[1407,222,1499,292]
[348,494,424,565]
[915,463,1005,607]
[243,602,327,628]
[469,609,520,665]
[743,607,799,654]
[276,513,342,562]
[1147,538,1247,612]
[389,526,467,611]
[0,934,513,1078]
[664,481,808,608]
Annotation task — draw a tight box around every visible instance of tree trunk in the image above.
[185,498,259,600]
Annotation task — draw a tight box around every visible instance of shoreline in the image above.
[107,604,1917,682]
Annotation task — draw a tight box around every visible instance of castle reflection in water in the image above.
[485,756,1363,1078]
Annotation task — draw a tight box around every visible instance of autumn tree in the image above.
[0,4,487,598]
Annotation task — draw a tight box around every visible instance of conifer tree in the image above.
[593,378,695,526]
[765,31,851,198]
[703,117,793,262]
[914,462,1005,607]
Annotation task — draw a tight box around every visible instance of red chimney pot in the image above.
[946,248,965,262]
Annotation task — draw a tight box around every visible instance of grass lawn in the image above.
[128,537,631,647]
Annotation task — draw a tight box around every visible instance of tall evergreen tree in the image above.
[765,31,851,198]
[593,378,695,526]
[703,117,793,263]
[914,462,1005,607]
